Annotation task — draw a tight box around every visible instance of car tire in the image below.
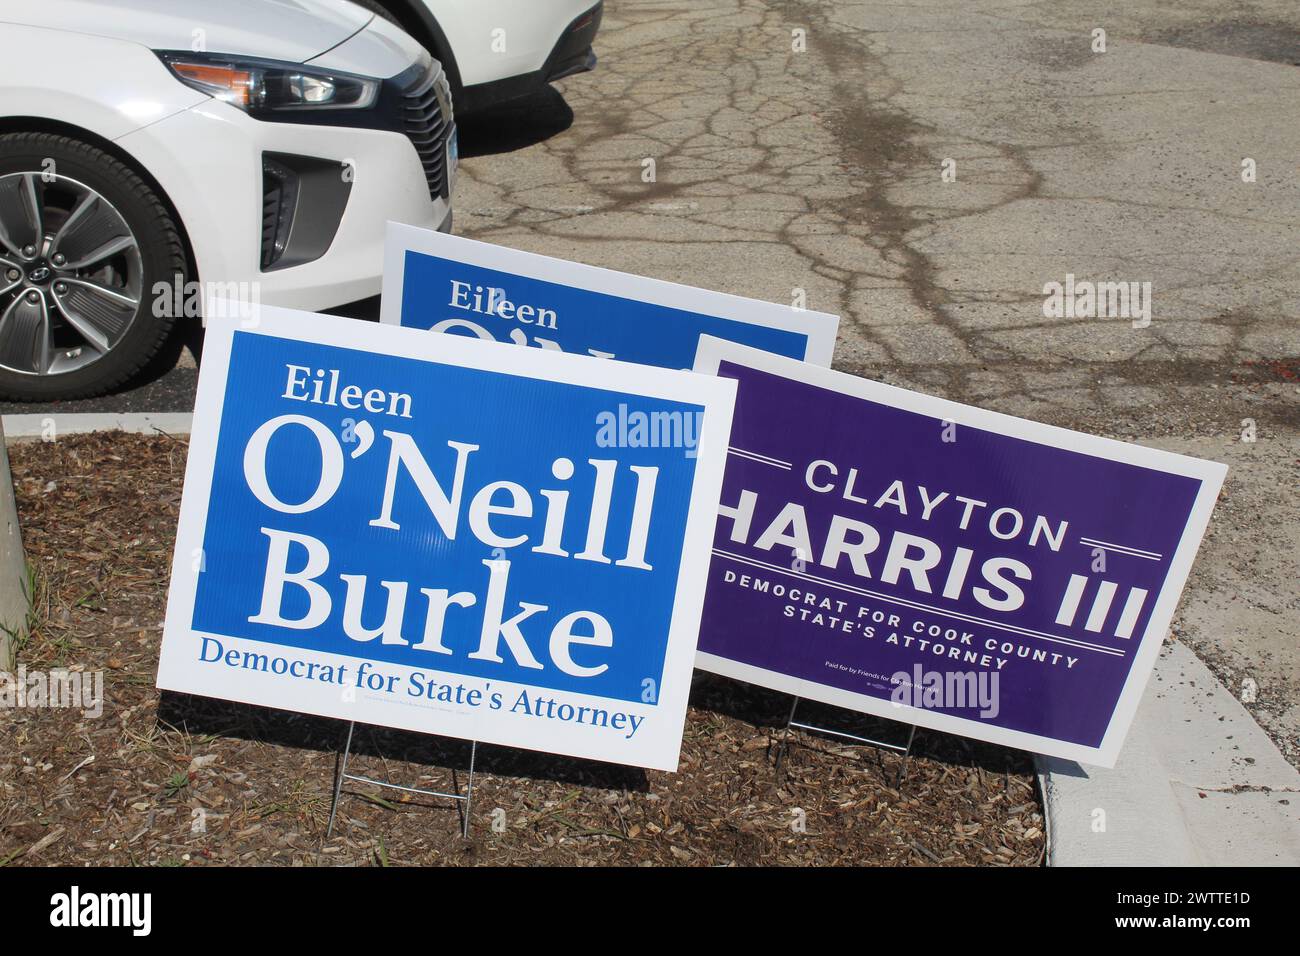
[0,132,187,401]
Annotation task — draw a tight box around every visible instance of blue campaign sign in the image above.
[158,305,736,771]
[380,223,839,368]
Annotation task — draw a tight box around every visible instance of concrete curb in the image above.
[0,418,29,669]
[1038,640,1300,865]
[1,412,193,439]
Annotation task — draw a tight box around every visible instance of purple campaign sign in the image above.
[692,338,1226,766]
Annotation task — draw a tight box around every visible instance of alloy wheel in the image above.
[0,171,144,376]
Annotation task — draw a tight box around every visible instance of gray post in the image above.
[0,420,28,670]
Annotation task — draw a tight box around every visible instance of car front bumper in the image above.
[449,1,604,114]
[115,68,454,313]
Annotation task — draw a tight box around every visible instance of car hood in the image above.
[2,0,374,63]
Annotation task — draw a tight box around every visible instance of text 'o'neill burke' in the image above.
[241,406,661,679]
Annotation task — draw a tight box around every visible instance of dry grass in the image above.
[0,433,1044,866]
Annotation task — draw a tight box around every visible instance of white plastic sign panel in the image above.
[381,222,839,367]
[692,337,1226,767]
[158,304,736,772]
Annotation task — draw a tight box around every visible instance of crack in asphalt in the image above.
[773,0,1046,387]
[449,0,1300,436]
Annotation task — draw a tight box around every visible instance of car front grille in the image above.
[401,64,454,201]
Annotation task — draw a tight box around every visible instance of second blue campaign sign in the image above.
[381,223,839,369]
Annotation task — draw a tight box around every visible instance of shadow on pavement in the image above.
[455,85,574,159]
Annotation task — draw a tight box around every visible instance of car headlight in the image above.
[157,52,379,115]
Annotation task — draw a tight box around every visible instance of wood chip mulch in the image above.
[0,433,1045,867]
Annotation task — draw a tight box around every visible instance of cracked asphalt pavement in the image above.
[8,0,1297,761]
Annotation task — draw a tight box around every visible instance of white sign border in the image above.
[380,221,840,366]
[692,335,1227,768]
[157,303,737,773]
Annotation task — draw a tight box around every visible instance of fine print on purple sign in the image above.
[691,336,1226,767]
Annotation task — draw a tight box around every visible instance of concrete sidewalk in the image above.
[1039,640,1300,865]
[1,412,193,440]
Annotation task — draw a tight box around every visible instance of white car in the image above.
[357,0,603,115]
[0,0,455,400]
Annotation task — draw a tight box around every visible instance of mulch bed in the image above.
[0,433,1045,866]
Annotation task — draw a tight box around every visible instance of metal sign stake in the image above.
[324,720,478,845]
[774,696,917,787]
